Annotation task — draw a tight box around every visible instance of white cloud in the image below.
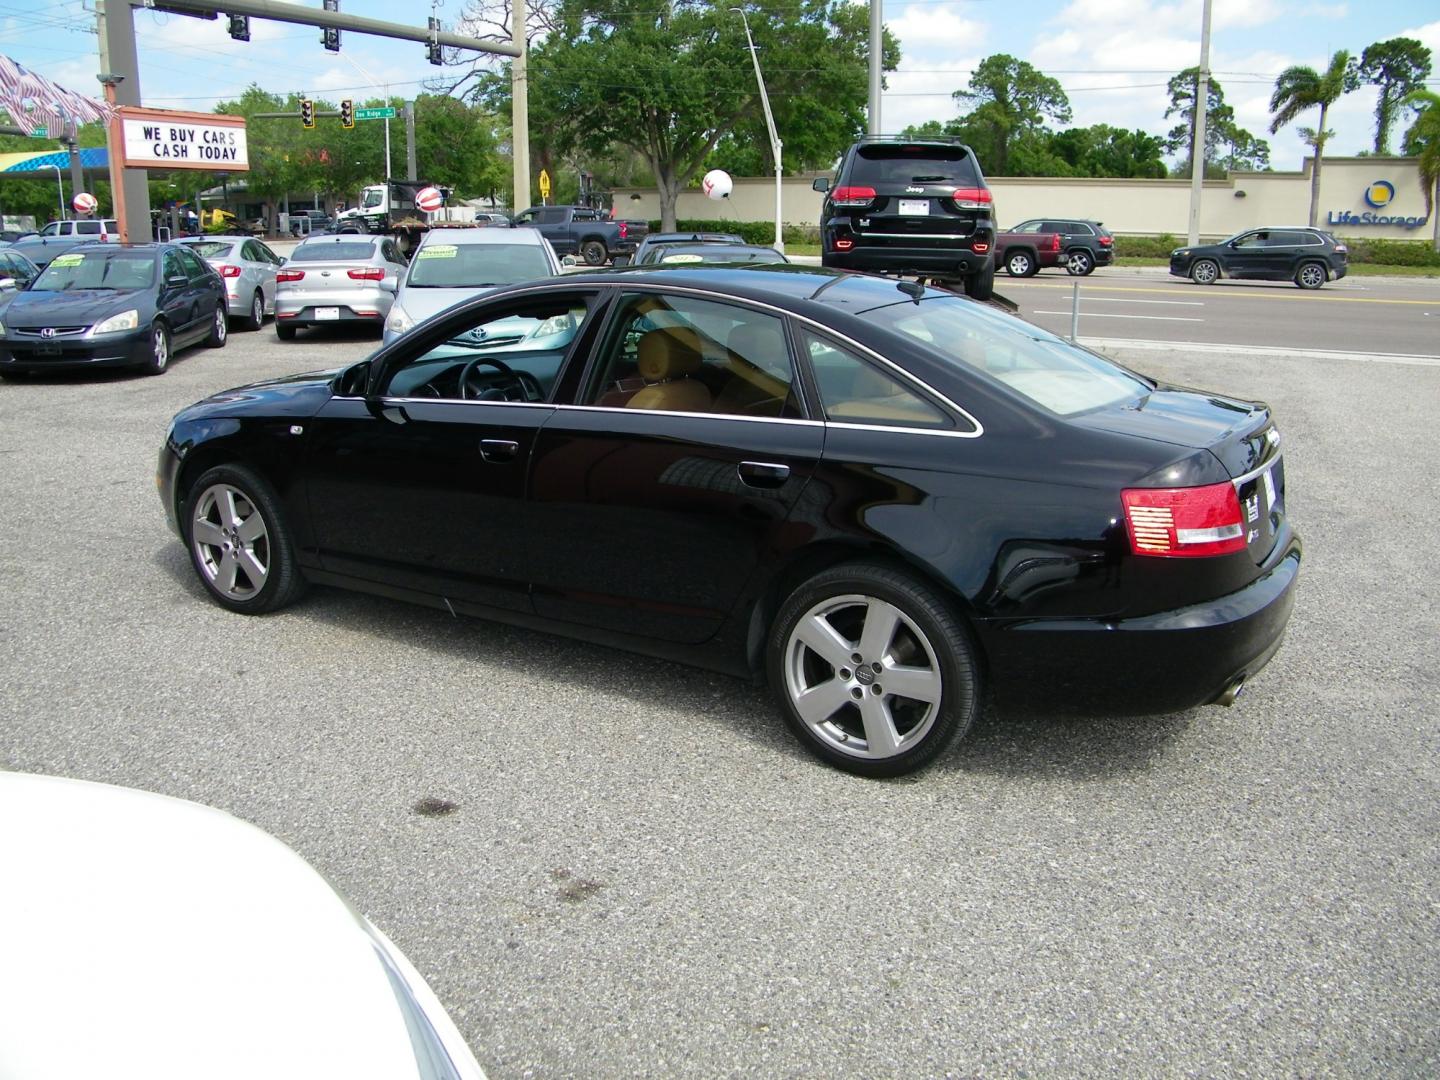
[882,57,983,132]
[1398,20,1440,57]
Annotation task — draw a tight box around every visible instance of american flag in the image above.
[0,54,111,137]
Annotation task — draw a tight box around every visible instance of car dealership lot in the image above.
[1,322,1436,1076]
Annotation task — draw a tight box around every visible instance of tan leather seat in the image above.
[627,328,712,412]
[715,323,791,416]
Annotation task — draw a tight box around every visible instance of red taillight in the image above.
[217,264,242,278]
[1098,236,1113,247]
[952,187,993,209]
[1050,234,1062,252]
[276,270,305,283]
[834,237,855,251]
[618,221,628,240]
[347,267,384,280]
[1122,483,1247,558]
[832,186,877,207]
[1334,243,1347,254]
[972,242,989,253]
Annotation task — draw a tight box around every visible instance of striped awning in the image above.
[0,147,109,176]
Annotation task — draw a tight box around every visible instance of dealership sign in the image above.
[1326,179,1427,229]
[113,107,248,172]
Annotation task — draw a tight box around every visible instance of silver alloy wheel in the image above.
[1298,263,1326,288]
[151,325,169,369]
[1191,259,1218,284]
[1008,252,1032,276]
[783,593,943,760]
[214,307,227,343]
[191,483,270,600]
[251,293,264,325]
[1067,251,1092,275]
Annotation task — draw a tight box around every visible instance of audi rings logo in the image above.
[39,327,55,338]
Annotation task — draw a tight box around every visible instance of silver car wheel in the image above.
[191,484,270,600]
[1191,259,1219,285]
[1298,263,1326,289]
[214,308,227,343]
[251,292,264,326]
[151,325,169,369]
[1007,252,1032,276]
[782,593,942,760]
[1066,251,1093,275]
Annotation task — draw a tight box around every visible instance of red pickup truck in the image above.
[993,218,1114,277]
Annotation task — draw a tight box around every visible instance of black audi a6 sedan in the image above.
[0,242,227,378]
[157,265,1300,777]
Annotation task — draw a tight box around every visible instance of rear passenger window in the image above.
[800,330,951,430]
[76,221,101,235]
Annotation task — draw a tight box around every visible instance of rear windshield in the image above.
[182,241,234,258]
[657,246,783,265]
[849,144,981,188]
[291,241,376,262]
[867,296,1150,417]
[34,250,156,291]
[406,242,552,287]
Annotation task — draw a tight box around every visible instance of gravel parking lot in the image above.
[2,318,1437,1077]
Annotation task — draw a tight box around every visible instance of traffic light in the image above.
[227,14,250,41]
[300,99,315,129]
[426,16,442,66]
[339,99,354,129]
[322,0,340,52]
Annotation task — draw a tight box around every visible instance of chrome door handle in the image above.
[738,460,790,488]
[480,439,519,463]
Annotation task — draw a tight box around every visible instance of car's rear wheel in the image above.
[140,321,170,375]
[245,290,265,331]
[1295,262,1327,290]
[1190,258,1220,285]
[1066,249,1095,276]
[768,563,979,778]
[185,465,306,614]
[206,305,227,348]
[580,240,608,266]
[963,261,996,301]
[275,322,296,341]
[1005,250,1035,277]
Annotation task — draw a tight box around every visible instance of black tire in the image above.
[1295,261,1327,290]
[1190,258,1220,285]
[767,562,980,778]
[275,322,296,341]
[963,261,996,302]
[183,464,306,615]
[1065,249,1095,276]
[580,240,608,266]
[139,321,171,375]
[206,303,228,348]
[245,290,265,331]
[1005,250,1035,277]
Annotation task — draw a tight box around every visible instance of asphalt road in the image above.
[997,267,1440,357]
[1,316,1437,1078]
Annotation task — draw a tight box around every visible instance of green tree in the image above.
[410,93,507,199]
[1048,124,1168,178]
[1214,122,1270,173]
[1163,69,1269,178]
[952,54,1070,175]
[1269,50,1357,227]
[1403,89,1440,251]
[1357,38,1432,155]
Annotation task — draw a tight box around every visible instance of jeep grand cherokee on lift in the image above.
[814,136,996,300]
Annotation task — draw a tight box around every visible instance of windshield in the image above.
[406,243,552,287]
[850,144,981,187]
[33,250,156,291]
[290,241,376,262]
[867,295,1151,417]
[182,241,234,259]
[361,189,385,209]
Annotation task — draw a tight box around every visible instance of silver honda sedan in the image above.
[177,235,284,331]
[274,234,409,340]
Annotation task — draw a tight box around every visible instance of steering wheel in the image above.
[458,357,543,402]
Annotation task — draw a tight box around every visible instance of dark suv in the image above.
[814,136,995,300]
[1170,227,1348,289]
[995,218,1114,277]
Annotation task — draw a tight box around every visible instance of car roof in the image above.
[419,227,546,246]
[178,235,249,243]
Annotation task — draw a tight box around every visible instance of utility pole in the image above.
[405,101,417,181]
[511,0,530,211]
[867,0,882,134]
[96,0,154,241]
[1186,0,1213,247]
[66,131,85,213]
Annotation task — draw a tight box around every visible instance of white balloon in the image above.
[701,169,733,201]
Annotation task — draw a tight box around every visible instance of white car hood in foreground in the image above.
[0,771,485,1080]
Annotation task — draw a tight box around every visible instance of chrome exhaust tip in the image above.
[1212,677,1246,707]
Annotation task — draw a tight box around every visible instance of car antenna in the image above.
[895,278,925,302]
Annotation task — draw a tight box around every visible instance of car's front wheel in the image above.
[185,464,306,614]
[1005,250,1035,277]
[1066,249,1095,276]
[768,562,979,777]
[1295,262,1328,290]
[1190,258,1220,285]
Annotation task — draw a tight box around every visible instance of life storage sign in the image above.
[113,107,248,171]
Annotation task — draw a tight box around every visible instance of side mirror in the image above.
[379,277,398,294]
[166,275,189,289]
[0,277,15,291]
[561,254,579,267]
[812,177,830,193]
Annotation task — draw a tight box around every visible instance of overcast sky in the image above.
[6,0,1439,170]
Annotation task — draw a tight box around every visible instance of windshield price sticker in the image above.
[417,245,458,260]
[51,253,85,267]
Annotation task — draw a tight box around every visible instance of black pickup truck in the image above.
[512,205,647,265]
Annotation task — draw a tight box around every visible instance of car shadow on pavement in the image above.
[151,543,1194,783]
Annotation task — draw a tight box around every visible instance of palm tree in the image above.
[1269,51,1356,227]
[1403,90,1440,252]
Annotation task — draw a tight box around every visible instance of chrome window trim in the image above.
[857,233,971,241]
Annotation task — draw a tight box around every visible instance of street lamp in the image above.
[730,6,783,254]
[48,164,65,221]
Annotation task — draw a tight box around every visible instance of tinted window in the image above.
[76,221,102,235]
[407,242,553,287]
[1271,230,1317,246]
[40,223,60,236]
[869,295,1151,418]
[184,241,234,259]
[537,208,567,224]
[1065,222,1095,235]
[849,144,980,188]
[240,241,261,261]
[34,250,156,291]
[655,246,784,265]
[177,248,210,281]
[587,292,802,419]
[801,330,952,429]
[1233,232,1267,248]
[290,241,376,262]
[1011,221,1043,234]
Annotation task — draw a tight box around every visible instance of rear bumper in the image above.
[823,245,994,278]
[979,530,1302,716]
